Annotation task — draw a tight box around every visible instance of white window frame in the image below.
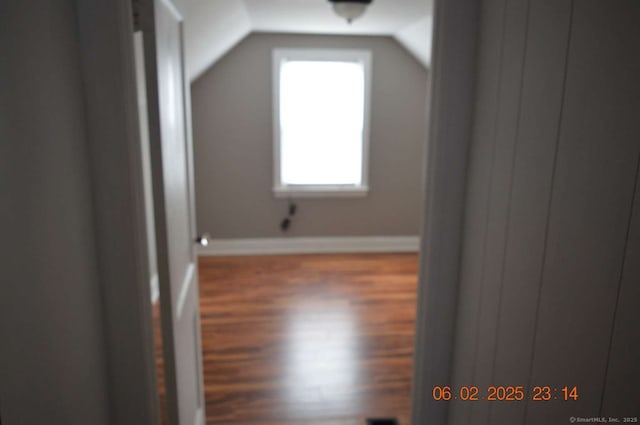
[272,48,372,198]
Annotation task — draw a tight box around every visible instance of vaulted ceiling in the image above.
[185,0,434,81]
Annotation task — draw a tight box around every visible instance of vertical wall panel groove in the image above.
[470,0,531,423]
[519,1,575,423]
[488,0,531,393]
[599,151,640,412]
[448,0,507,423]
[600,148,640,416]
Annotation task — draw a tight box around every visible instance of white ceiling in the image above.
[185,0,434,81]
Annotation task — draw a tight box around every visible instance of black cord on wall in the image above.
[280,200,297,231]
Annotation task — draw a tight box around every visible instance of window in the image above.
[272,49,372,197]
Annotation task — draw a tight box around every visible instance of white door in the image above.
[141,0,206,424]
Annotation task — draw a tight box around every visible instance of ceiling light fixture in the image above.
[328,0,373,24]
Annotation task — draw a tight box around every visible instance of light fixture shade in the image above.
[331,2,369,23]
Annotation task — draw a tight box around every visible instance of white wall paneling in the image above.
[449,1,640,424]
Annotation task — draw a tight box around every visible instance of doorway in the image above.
[135,0,436,423]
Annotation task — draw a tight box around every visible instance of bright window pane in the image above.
[279,60,365,185]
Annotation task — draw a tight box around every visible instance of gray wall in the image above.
[191,33,428,238]
[0,1,111,423]
[449,1,640,424]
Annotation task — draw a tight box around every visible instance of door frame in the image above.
[410,0,480,424]
[75,1,160,424]
[75,0,481,425]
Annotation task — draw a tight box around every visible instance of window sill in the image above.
[273,185,369,199]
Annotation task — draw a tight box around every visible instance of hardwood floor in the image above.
[198,253,418,425]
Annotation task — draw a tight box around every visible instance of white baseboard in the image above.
[194,407,204,425]
[150,273,159,304]
[198,236,420,256]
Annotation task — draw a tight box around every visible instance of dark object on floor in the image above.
[366,418,399,425]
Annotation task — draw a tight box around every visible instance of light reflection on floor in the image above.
[283,300,363,418]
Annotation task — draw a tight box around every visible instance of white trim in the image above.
[273,185,369,198]
[272,48,372,197]
[150,273,160,304]
[198,236,420,256]
[158,0,182,20]
[194,407,204,425]
[175,263,195,320]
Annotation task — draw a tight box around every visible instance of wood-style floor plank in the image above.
[198,253,418,425]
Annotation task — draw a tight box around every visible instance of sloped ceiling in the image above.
[185,0,434,81]
[185,0,252,81]
[394,15,433,68]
